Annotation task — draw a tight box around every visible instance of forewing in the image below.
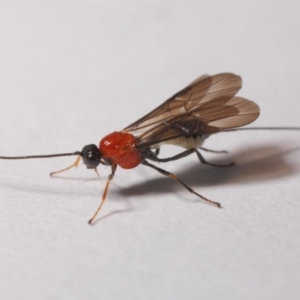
[134,97,259,148]
[123,73,242,135]
[122,73,260,148]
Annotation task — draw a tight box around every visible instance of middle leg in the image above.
[148,148,234,167]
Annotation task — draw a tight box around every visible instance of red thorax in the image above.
[99,132,142,169]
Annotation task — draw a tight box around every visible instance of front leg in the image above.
[88,163,117,224]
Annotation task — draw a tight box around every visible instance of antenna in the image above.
[0,151,82,160]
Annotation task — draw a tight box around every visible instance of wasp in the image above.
[1,73,298,224]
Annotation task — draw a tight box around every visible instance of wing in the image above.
[123,73,260,148]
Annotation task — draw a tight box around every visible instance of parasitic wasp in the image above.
[1,73,299,224]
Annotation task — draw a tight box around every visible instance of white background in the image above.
[0,1,300,299]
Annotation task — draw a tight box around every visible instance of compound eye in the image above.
[81,144,101,169]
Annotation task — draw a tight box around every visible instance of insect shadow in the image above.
[117,144,300,200]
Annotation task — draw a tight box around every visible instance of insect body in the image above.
[53,73,260,223]
[1,73,297,224]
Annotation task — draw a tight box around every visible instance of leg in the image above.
[147,148,160,160]
[195,149,235,167]
[148,148,195,162]
[50,156,81,176]
[88,163,117,225]
[142,160,221,207]
[199,147,228,154]
[149,148,234,167]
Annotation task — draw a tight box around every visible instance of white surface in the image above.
[0,1,300,299]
